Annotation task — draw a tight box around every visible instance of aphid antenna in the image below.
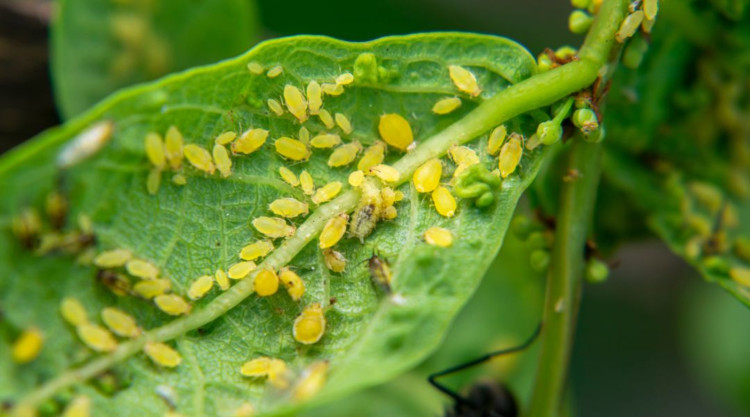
[428,322,543,406]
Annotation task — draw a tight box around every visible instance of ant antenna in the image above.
[428,322,543,406]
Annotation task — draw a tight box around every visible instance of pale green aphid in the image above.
[215,131,237,146]
[279,166,300,187]
[61,297,89,326]
[240,240,274,261]
[146,168,161,195]
[94,248,132,268]
[247,61,264,74]
[448,65,481,97]
[318,109,335,129]
[77,322,118,352]
[144,132,166,169]
[101,307,140,338]
[266,65,283,78]
[228,261,257,279]
[432,97,462,115]
[307,80,323,115]
[310,133,342,149]
[267,98,285,116]
[164,126,184,170]
[335,113,353,134]
[284,84,309,122]
[133,279,171,299]
[616,10,644,43]
[322,83,344,96]
[154,294,191,316]
[187,275,215,300]
[312,181,343,204]
[253,216,296,238]
[212,144,232,178]
[215,269,230,291]
[125,259,159,280]
[269,198,309,218]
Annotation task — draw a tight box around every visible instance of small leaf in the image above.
[52,0,259,118]
[1,33,543,415]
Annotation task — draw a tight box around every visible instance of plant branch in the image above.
[19,3,626,405]
[527,1,628,415]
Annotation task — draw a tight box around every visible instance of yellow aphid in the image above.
[449,146,480,166]
[279,166,300,187]
[381,187,396,207]
[228,261,257,279]
[358,141,386,171]
[413,159,442,193]
[310,133,342,149]
[293,303,326,344]
[312,181,342,204]
[336,72,354,85]
[284,84,309,122]
[279,267,305,300]
[270,197,309,218]
[348,170,365,187]
[487,125,508,155]
[240,356,274,377]
[57,121,114,169]
[730,267,750,287]
[616,11,644,43]
[241,357,288,388]
[307,81,323,115]
[378,114,414,151]
[394,190,404,201]
[101,307,140,338]
[267,98,284,116]
[253,216,296,238]
[133,279,171,299]
[253,269,279,297]
[126,259,159,280]
[145,132,166,169]
[247,61,264,74]
[154,294,191,316]
[12,327,43,363]
[432,186,457,217]
[335,113,353,134]
[369,164,400,183]
[61,297,88,326]
[240,240,275,260]
[232,128,269,155]
[424,226,453,247]
[213,144,232,178]
[274,137,311,161]
[187,275,214,300]
[94,248,132,268]
[184,144,216,174]
[215,131,236,146]
[293,361,329,402]
[499,135,523,178]
[642,14,656,33]
[448,65,481,97]
[165,126,184,170]
[77,323,117,352]
[319,213,348,248]
[299,126,311,145]
[382,205,398,220]
[144,341,182,368]
[172,173,187,185]
[321,83,344,96]
[318,109,335,129]
[234,403,255,417]
[266,65,283,78]
[322,248,346,273]
[432,97,462,115]
[328,142,362,167]
[300,170,315,195]
[215,269,230,291]
[147,168,161,195]
[62,395,91,417]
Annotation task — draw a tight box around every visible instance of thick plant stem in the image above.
[527,0,628,415]
[527,139,602,417]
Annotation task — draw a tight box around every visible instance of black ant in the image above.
[429,323,542,417]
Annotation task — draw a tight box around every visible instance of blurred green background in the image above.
[1,0,748,415]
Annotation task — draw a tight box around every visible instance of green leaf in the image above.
[604,2,750,306]
[1,33,545,416]
[51,0,259,119]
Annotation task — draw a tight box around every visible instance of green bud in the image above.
[537,120,563,145]
[555,46,577,60]
[623,35,649,69]
[527,231,550,249]
[583,124,605,143]
[354,52,378,84]
[511,215,537,240]
[530,249,551,272]
[569,10,593,34]
[572,108,599,133]
[571,0,591,8]
[585,258,610,283]
[702,256,729,274]
[538,54,553,72]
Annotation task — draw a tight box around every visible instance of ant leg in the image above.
[428,322,543,405]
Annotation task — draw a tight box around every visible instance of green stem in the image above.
[527,139,602,417]
[527,0,628,415]
[19,3,626,406]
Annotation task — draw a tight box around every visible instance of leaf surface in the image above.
[0,33,543,416]
[52,0,259,118]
